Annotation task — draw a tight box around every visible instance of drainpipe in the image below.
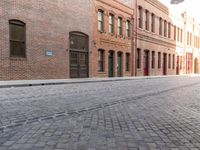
[134,0,138,76]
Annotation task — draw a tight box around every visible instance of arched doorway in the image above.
[194,58,198,74]
[69,32,89,78]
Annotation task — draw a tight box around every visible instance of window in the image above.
[126,53,130,71]
[173,54,175,69]
[126,20,131,37]
[70,32,88,50]
[187,32,189,45]
[174,25,176,40]
[180,29,183,42]
[9,20,26,57]
[164,20,167,37]
[98,49,104,72]
[158,52,161,69]
[109,14,115,34]
[145,10,149,31]
[98,10,104,32]
[137,48,141,68]
[159,18,162,35]
[138,6,143,28]
[177,27,180,42]
[151,13,155,33]
[118,17,123,36]
[152,51,155,68]
[168,22,171,38]
[180,56,182,69]
[168,54,171,69]
[190,33,192,46]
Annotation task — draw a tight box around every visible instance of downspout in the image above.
[134,0,138,76]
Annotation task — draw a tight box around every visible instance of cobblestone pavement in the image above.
[1,76,200,149]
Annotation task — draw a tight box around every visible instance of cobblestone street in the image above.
[1,76,200,150]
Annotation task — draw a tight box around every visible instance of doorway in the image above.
[176,56,179,75]
[69,32,89,78]
[163,53,167,75]
[108,51,114,77]
[194,58,198,74]
[144,50,149,76]
[117,52,123,77]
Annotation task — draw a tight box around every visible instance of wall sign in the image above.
[45,50,53,56]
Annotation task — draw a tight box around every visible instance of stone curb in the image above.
[0,74,197,88]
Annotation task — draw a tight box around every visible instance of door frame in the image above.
[69,31,89,78]
[108,51,115,77]
[163,53,167,75]
[117,51,123,77]
[143,50,149,76]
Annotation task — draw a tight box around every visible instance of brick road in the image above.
[1,76,200,150]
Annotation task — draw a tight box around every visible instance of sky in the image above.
[159,0,200,23]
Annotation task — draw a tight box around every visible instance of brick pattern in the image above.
[0,0,93,80]
[93,0,133,77]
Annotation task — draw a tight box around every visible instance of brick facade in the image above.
[0,0,200,80]
[0,0,93,80]
[93,0,133,77]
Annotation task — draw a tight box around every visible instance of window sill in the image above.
[10,57,27,61]
[98,71,106,74]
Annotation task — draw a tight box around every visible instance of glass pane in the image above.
[98,11,103,21]
[10,41,25,57]
[70,34,88,50]
[10,24,25,41]
[79,53,86,65]
[70,52,78,64]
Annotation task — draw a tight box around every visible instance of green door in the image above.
[117,52,122,77]
[108,52,114,77]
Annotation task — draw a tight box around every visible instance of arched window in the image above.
[9,20,26,57]
[69,32,88,51]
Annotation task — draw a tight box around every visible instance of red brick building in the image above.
[0,0,93,80]
[93,0,133,77]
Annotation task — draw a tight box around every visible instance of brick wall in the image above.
[0,0,93,80]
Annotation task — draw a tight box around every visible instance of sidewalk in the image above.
[0,75,198,88]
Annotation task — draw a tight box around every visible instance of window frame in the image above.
[98,49,104,72]
[109,13,115,34]
[138,6,143,29]
[126,20,131,37]
[118,17,123,36]
[9,19,26,58]
[98,10,104,32]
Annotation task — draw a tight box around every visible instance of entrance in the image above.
[108,51,114,77]
[176,56,179,75]
[143,50,149,76]
[163,53,167,75]
[117,52,123,77]
[194,58,198,74]
[186,52,193,74]
[69,32,89,78]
